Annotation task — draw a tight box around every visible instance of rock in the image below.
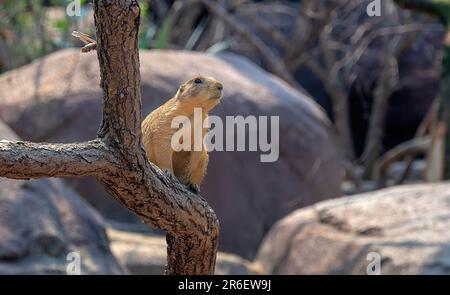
[0,120,125,274]
[0,48,343,259]
[256,183,450,274]
[107,228,255,275]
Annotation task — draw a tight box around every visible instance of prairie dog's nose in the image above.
[216,82,223,91]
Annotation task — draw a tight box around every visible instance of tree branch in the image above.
[92,0,219,274]
[0,140,113,179]
[0,0,220,275]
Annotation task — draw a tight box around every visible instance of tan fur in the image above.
[141,76,223,188]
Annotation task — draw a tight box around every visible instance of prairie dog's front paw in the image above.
[188,183,200,194]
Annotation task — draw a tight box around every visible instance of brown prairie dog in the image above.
[141,76,223,191]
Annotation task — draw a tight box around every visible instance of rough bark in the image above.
[0,0,219,275]
[0,140,112,179]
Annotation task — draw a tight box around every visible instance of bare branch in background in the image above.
[394,0,450,180]
[374,136,430,187]
[193,0,302,90]
[156,0,442,172]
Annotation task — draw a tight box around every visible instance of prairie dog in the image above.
[141,76,223,191]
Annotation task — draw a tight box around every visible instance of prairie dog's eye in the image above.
[194,78,203,84]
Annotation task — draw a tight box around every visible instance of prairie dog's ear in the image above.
[177,84,186,97]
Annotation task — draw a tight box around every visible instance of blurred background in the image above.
[0,0,449,274]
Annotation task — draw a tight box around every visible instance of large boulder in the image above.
[256,183,450,274]
[0,48,343,259]
[0,120,125,274]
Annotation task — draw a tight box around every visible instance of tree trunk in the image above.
[0,0,219,275]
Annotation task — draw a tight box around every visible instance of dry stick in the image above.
[302,54,355,160]
[286,0,340,71]
[198,1,361,162]
[362,27,438,185]
[193,0,302,91]
[169,0,198,44]
[374,136,431,187]
[0,0,219,275]
[196,0,226,49]
[395,100,436,184]
[361,56,399,179]
[291,16,441,163]
[72,31,97,52]
[342,160,363,192]
[287,4,394,161]
[394,0,450,179]
[362,34,417,179]
[240,9,290,49]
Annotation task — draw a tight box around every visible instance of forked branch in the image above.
[0,0,219,275]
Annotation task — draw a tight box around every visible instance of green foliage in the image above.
[0,0,52,70]
[0,0,196,71]
[54,19,68,31]
[0,0,192,69]
[138,0,154,49]
[154,14,174,49]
